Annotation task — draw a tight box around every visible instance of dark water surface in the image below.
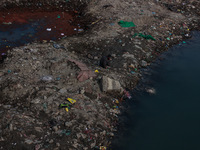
[113,32,200,150]
[0,8,83,59]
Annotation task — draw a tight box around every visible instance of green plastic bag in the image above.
[118,20,136,27]
[133,33,156,41]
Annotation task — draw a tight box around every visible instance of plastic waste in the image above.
[66,98,76,104]
[113,99,119,104]
[131,71,135,74]
[118,20,136,27]
[65,108,69,112]
[53,43,65,49]
[41,76,53,81]
[46,28,51,31]
[78,29,84,32]
[100,146,107,150]
[133,33,156,41]
[3,22,12,25]
[61,129,71,136]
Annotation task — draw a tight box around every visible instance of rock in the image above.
[141,60,147,67]
[9,123,13,131]
[65,122,72,127]
[110,132,114,136]
[49,139,54,144]
[111,54,116,58]
[94,56,98,60]
[3,105,11,109]
[101,76,122,92]
[122,53,135,59]
[31,98,41,104]
[90,142,96,148]
[76,133,81,139]
[135,45,142,50]
[81,134,87,139]
[35,127,43,132]
[59,88,67,94]
[79,87,85,94]
[56,143,60,147]
[123,63,127,68]
[53,126,58,132]
[25,139,33,144]
[0,72,4,77]
[101,130,106,136]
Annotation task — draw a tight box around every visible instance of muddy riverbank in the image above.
[0,0,200,150]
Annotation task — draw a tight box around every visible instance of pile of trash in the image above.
[0,0,200,149]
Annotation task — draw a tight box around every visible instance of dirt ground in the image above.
[0,0,200,150]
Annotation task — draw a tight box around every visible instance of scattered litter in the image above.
[118,20,136,28]
[53,43,65,49]
[46,28,51,31]
[59,103,71,108]
[41,76,53,81]
[43,103,47,110]
[78,29,84,32]
[113,99,119,104]
[3,22,12,25]
[113,106,118,109]
[61,129,71,136]
[66,98,76,104]
[74,28,77,31]
[91,19,101,25]
[131,71,135,74]
[68,59,96,82]
[57,15,61,18]
[8,70,11,73]
[56,77,61,81]
[100,146,107,150]
[183,41,186,44]
[61,33,64,36]
[110,23,115,26]
[133,33,156,41]
[95,70,99,73]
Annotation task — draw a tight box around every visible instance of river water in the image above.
[112,31,200,150]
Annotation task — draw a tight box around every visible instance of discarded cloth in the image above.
[118,20,136,27]
[68,59,96,82]
[133,33,156,41]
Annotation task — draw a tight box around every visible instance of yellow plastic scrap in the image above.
[115,99,119,104]
[65,107,69,112]
[100,146,106,150]
[91,19,100,25]
[67,98,76,104]
[95,70,99,73]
